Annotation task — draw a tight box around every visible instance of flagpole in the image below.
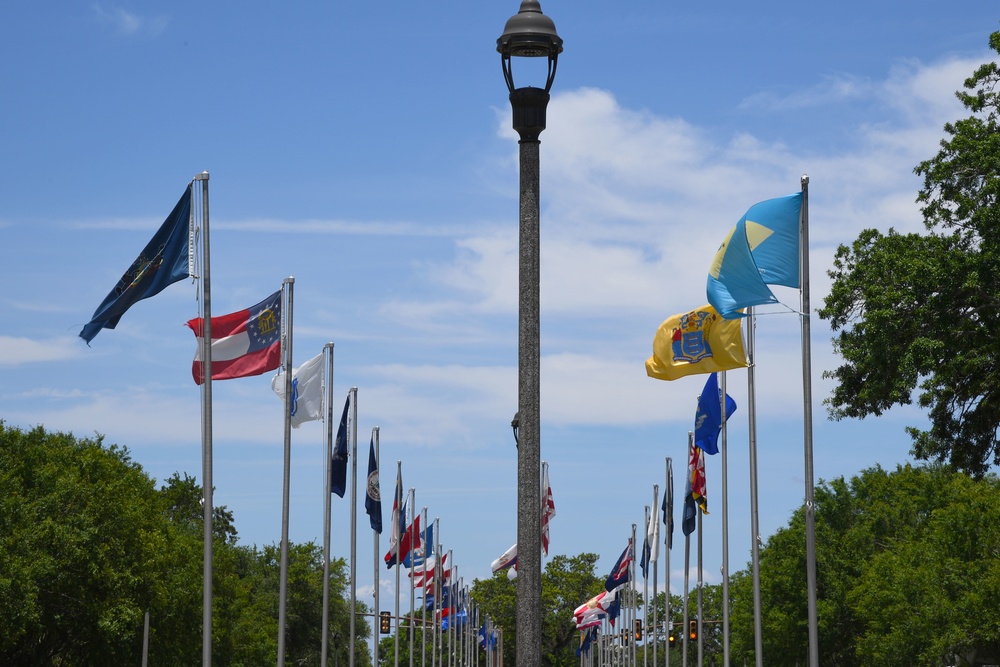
[682,437,691,667]
[630,523,636,667]
[194,171,214,667]
[433,524,441,667]
[373,427,382,667]
[349,386,359,667]
[276,276,295,667]
[650,484,659,667]
[421,506,429,667]
[696,509,703,667]
[642,507,649,667]
[394,469,404,667]
[746,308,763,667]
[720,371,731,667]
[797,175,820,667]
[409,490,418,667]
[664,458,671,667]
[322,343,336,667]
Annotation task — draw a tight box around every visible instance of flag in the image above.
[707,192,803,319]
[541,465,556,556]
[187,290,282,385]
[364,436,382,533]
[605,539,633,592]
[573,588,618,628]
[645,304,747,381]
[640,502,659,578]
[404,523,434,568]
[411,552,448,589]
[80,184,192,344]
[694,372,738,455]
[331,394,351,497]
[385,514,421,568]
[385,468,403,560]
[491,543,517,580]
[663,459,674,550]
[576,626,598,657]
[683,441,708,536]
[270,351,324,428]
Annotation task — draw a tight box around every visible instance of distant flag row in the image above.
[487,460,556,580]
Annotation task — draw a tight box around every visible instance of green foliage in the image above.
[819,30,1000,477]
[471,553,606,667]
[0,421,367,666]
[728,464,1000,666]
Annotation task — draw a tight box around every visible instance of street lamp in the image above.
[497,4,562,667]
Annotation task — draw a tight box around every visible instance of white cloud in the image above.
[0,336,81,365]
[92,4,168,37]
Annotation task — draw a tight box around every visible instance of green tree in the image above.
[471,553,606,667]
[728,464,1000,666]
[819,29,1000,477]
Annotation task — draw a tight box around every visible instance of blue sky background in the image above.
[2,0,998,639]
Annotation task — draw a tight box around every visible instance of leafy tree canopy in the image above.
[819,30,1000,477]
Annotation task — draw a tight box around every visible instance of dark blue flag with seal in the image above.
[365,435,382,532]
[693,372,737,455]
[80,184,192,344]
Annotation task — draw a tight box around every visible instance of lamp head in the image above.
[497,0,563,94]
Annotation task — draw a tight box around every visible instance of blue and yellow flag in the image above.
[645,304,747,381]
[706,192,803,319]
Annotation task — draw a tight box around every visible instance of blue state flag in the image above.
[364,436,382,533]
[331,394,351,497]
[403,523,434,568]
[693,372,738,455]
[707,192,803,319]
[604,539,633,592]
[81,184,192,343]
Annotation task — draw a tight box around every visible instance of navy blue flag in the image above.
[662,459,674,550]
[81,184,192,343]
[576,626,598,657]
[331,394,350,497]
[694,372,737,455]
[604,539,633,592]
[364,435,382,532]
[639,528,651,579]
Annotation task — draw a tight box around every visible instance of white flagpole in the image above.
[193,172,214,667]
[421,506,429,667]
[800,175,820,667]
[373,427,382,667]
[650,484,659,667]
[720,371,731,667]
[642,507,649,667]
[410,491,418,667]
[321,343,335,666]
[393,473,405,667]
[630,523,636,667]
[349,386,359,667]
[277,276,295,667]
[696,509,703,667]
[664,458,671,667]
[747,308,763,667]
[681,435,692,667]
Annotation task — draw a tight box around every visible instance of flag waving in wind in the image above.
[541,463,556,556]
[605,539,633,592]
[645,304,747,381]
[694,372,738,455]
[330,394,351,498]
[364,435,381,533]
[707,192,803,319]
[81,184,192,344]
[187,290,282,385]
[271,352,324,428]
[683,439,708,536]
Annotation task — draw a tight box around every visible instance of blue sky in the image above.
[2,0,997,634]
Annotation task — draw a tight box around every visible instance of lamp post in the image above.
[496,4,562,667]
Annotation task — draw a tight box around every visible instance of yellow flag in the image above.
[645,304,747,381]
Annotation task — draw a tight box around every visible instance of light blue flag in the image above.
[706,192,803,319]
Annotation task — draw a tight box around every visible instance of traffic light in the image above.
[379,611,392,634]
[668,631,676,649]
[689,620,697,641]
[634,619,642,641]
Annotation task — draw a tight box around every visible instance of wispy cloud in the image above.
[92,4,169,37]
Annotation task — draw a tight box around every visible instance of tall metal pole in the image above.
[720,371,731,667]
[195,171,213,667]
[664,458,671,667]
[747,310,763,667]
[349,387,359,667]
[800,175,819,667]
[322,343,336,666]
[373,427,382,667]
[277,276,295,667]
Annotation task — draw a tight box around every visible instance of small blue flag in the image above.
[81,184,192,343]
[693,372,737,455]
[364,436,382,532]
[605,539,633,592]
[331,394,350,497]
